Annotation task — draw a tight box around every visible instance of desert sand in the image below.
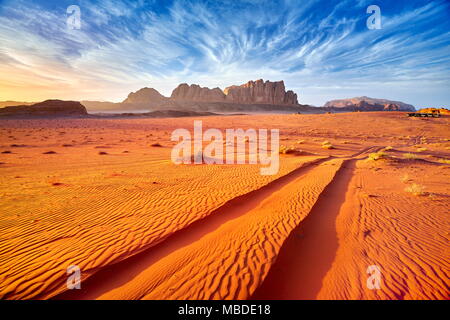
[0,112,449,300]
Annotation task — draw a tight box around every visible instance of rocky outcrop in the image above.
[323,96,415,111]
[169,80,298,105]
[123,87,168,104]
[224,79,298,105]
[0,100,88,117]
[171,84,226,102]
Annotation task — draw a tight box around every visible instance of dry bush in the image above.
[438,158,450,164]
[279,145,296,154]
[322,144,334,149]
[321,141,334,149]
[404,153,419,160]
[404,183,426,196]
[368,151,387,161]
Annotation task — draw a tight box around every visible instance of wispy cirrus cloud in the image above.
[0,0,449,107]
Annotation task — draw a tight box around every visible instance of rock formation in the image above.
[171,84,226,102]
[0,100,88,117]
[224,79,298,105]
[323,96,415,111]
[123,87,168,104]
[169,80,298,105]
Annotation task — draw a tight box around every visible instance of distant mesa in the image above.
[323,96,415,112]
[0,100,88,117]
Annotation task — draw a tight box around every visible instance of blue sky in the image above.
[0,0,449,108]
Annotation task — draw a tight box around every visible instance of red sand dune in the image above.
[0,112,448,300]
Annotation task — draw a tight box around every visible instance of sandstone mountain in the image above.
[103,79,305,113]
[323,96,415,111]
[123,87,168,104]
[224,79,298,105]
[171,84,226,102]
[0,100,88,117]
[170,79,298,105]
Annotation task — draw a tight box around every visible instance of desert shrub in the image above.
[404,183,426,196]
[368,152,387,161]
[438,158,450,164]
[404,153,419,160]
[279,145,296,154]
[321,141,334,149]
[322,144,334,149]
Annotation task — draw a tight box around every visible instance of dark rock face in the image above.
[323,96,415,111]
[123,87,168,104]
[171,84,226,102]
[224,79,298,105]
[0,100,88,117]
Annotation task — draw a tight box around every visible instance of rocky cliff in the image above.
[170,79,298,105]
[171,84,226,102]
[224,79,298,105]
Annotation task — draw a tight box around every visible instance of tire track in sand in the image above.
[54,156,330,299]
[56,147,383,300]
[251,158,357,299]
[251,146,386,300]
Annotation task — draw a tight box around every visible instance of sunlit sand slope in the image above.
[0,121,318,299]
[60,158,343,299]
[253,151,449,300]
